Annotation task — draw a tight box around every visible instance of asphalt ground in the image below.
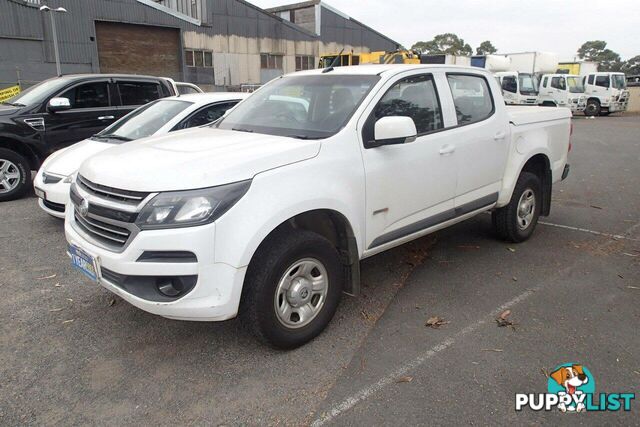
[0,115,638,425]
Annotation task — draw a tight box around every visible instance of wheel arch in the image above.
[245,208,362,296]
[0,137,40,170]
[517,153,552,216]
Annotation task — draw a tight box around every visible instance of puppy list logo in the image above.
[515,363,635,412]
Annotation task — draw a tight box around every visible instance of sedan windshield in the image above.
[611,74,627,89]
[216,74,380,139]
[518,74,538,95]
[92,99,192,143]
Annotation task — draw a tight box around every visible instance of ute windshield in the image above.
[611,74,627,89]
[518,74,538,95]
[216,74,380,139]
[566,76,585,93]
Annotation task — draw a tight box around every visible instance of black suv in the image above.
[0,74,177,201]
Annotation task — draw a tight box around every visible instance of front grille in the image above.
[43,199,65,213]
[77,175,149,205]
[74,210,131,248]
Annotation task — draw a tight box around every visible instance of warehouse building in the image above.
[0,0,399,91]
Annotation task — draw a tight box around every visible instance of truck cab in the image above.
[495,71,539,105]
[582,72,629,116]
[538,74,586,113]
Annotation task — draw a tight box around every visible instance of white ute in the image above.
[65,65,572,348]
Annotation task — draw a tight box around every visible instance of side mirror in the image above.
[369,116,417,148]
[48,97,71,112]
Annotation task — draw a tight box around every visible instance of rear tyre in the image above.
[0,148,30,202]
[241,229,343,349]
[584,99,600,117]
[492,172,542,243]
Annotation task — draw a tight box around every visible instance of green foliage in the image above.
[411,33,473,56]
[621,55,640,75]
[577,40,622,72]
[476,41,497,55]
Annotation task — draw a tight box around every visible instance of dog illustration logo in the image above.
[548,363,595,412]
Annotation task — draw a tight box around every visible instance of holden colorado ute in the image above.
[65,65,571,349]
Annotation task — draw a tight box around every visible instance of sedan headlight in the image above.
[136,180,251,230]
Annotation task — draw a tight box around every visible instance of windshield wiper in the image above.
[1,101,25,107]
[232,127,254,133]
[286,134,320,140]
[94,133,132,142]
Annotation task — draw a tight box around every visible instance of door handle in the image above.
[439,144,456,155]
[98,116,115,120]
[494,131,506,141]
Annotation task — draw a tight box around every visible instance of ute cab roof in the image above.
[289,64,492,77]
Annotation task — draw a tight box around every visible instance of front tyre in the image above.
[0,148,30,202]
[492,172,542,243]
[241,230,343,349]
[584,99,600,117]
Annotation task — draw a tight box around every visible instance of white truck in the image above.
[495,52,559,105]
[537,74,587,113]
[582,72,629,116]
[65,65,572,349]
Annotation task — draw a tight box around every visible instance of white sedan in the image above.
[34,92,249,218]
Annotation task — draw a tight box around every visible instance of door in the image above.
[359,72,456,250]
[44,80,117,151]
[550,76,568,104]
[444,73,509,208]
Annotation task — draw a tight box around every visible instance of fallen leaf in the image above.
[590,205,603,210]
[49,308,64,313]
[425,316,449,329]
[508,248,516,252]
[627,286,640,290]
[496,310,514,327]
[62,319,74,324]
[541,367,549,378]
[66,298,74,303]
[481,348,504,352]
[54,283,62,287]
[622,253,638,257]
[512,277,518,282]
[633,370,640,376]
[37,274,57,280]
[458,245,481,250]
[396,376,413,383]
[108,298,116,307]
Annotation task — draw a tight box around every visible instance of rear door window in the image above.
[447,74,494,126]
[59,82,110,109]
[117,81,163,106]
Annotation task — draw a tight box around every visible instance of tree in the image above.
[476,41,497,55]
[577,40,622,72]
[621,55,640,75]
[411,33,473,56]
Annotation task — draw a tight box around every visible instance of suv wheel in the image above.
[0,148,30,202]
[241,229,343,349]
[492,172,542,243]
[584,99,601,116]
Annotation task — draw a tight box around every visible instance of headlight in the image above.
[136,180,251,230]
[63,172,77,184]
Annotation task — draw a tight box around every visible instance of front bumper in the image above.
[64,211,246,321]
[33,171,70,219]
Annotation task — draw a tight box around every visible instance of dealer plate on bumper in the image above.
[69,244,100,283]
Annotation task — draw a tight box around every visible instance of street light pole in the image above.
[40,6,68,77]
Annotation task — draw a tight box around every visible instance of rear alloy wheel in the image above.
[241,229,343,349]
[492,172,542,243]
[584,99,601,117]
[0,148,30,202]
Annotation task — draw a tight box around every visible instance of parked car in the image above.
[65,65,571,349]
[0,74,177,201]
[34,92,248,218]
[175,82,204,95]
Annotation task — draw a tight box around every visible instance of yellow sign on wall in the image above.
[0,85,21,102]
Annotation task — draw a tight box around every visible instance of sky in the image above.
[250,0,639,60]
